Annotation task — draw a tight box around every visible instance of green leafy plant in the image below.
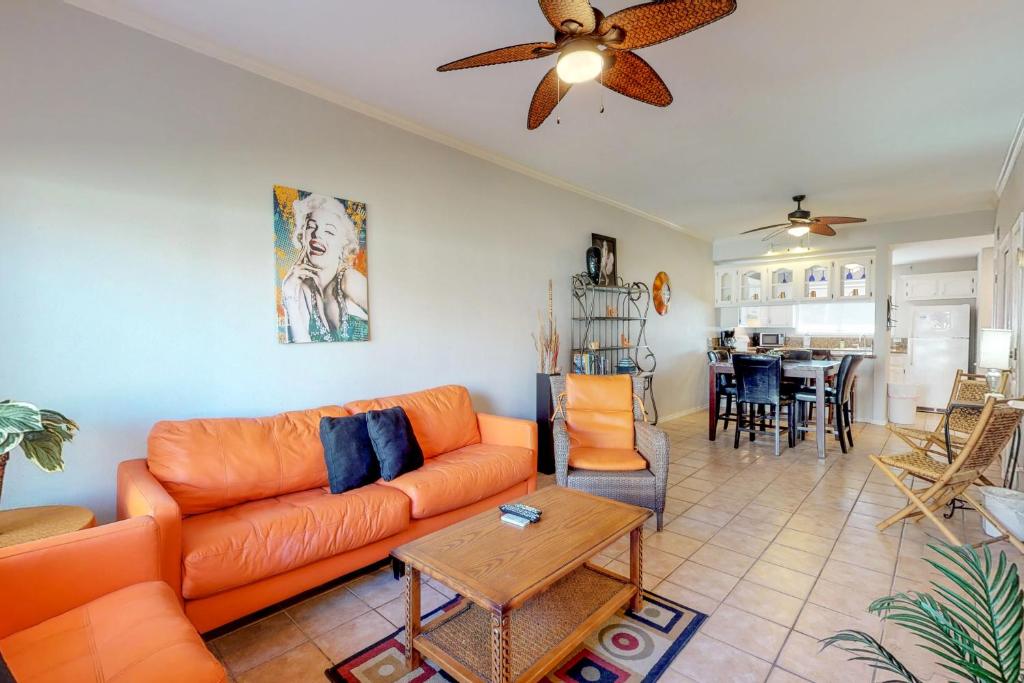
[0,401,78,499]
[822,542,1023,683]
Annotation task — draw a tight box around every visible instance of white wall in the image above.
[0,0,714,520]
[715,210,995,423]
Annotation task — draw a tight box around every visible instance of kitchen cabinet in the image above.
[739,305,794,328]
[901,271,977,301]
[837,258,873,300]
[714,249,874,308]
[714,267,737,306]
[767,265,797,302]
[801,262,834,301]
[739,267,766,303]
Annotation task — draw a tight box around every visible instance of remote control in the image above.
[499,503,541,522]
[500,512,531,528]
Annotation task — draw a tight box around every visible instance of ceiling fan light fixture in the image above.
[556,40,603,84]
[787,225,811,237]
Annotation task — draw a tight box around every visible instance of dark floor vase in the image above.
[586,246,601,283]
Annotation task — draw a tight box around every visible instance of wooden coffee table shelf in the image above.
[417,564,634,683]
[392,487,651,683]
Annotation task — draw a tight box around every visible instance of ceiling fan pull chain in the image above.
[599,69,605,114]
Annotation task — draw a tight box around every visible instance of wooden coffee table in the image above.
[391,486,651,683]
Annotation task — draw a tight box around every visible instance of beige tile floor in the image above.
[206,411,1022,683]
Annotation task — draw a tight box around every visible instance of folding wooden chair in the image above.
[872,396,1024,554]
[888,369,1010,470]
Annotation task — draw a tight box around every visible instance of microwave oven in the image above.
[759,333,785,347]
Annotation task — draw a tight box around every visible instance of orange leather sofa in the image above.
[0,516,225,683]
[117,385,537,633]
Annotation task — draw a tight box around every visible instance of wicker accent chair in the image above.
[872,396,1024,553]
[888,369,1011,465]
[550,374,669,530]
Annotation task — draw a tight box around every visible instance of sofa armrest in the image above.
[552,419,570,486]
[0,516,160,638]
[117,459,183,599]
[477,413,538,457]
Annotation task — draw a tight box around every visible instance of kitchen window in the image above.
[795,302,875,335]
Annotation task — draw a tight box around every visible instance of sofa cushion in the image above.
[0,581,224,683]
[320,414,380,494]
[148,406,348,515]
[344,385,480,458]
[565,375,634,449]
[568,447,648,472]
[379,443,534,519]
[366,407,424,481]
[180,484,409,599]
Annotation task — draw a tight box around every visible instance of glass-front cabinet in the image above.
[767,265,795,301]
[802,262,833,301]
[714,267,737,306]
[739,268,765,303]
[838,259,872,299]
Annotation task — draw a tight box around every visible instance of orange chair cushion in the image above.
[180,484,409,599]
[380,443,535,519]
[0,581,224,683]
[565,375,634,449]
[345,385,480,458]
[147,406,347,515]
[568,447,648,471]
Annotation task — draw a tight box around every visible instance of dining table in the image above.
[709,359,842,460]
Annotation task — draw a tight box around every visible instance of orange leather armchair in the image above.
[550,374,670,529]
[0,516,224,683]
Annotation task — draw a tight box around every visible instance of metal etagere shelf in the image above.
[570,273,659,423]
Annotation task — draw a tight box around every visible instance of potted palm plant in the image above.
[823,542,1022,683]
[0,401,78,503]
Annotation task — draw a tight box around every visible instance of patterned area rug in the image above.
[325,589,706,683]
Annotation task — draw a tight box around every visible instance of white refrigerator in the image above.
[908,304,971,410]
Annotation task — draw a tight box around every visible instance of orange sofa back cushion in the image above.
[147,406,348,515]
[565,374,634,449]
[344,385,480,458]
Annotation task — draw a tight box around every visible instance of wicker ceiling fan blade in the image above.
[809,223,837,237]
[740,222,791,235]
[528,68,571,130]
[437,42,557,71]
[538,0,597,34]
[599,0,736,51]
[811,216,866,225]
[601,51,672,106]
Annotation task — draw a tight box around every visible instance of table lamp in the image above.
[978,328,1013,392]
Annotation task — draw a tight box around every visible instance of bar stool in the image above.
[708,350,736,433]
[795,354,863,453]
[732,354,796,456]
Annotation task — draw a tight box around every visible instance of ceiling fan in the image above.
[436,0,737,130]
[741,195,866,241]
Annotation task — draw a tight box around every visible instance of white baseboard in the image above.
[659,405,707,423]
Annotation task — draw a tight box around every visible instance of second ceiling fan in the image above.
[436,0,737,129]
[741,195,866,241]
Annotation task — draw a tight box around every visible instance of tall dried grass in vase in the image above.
[533,280,560,375]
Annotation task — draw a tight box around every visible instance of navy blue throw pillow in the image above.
[0,650,16,683]
[365,407,424,481]
[320,414,380,494]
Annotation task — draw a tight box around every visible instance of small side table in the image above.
[0,505,96,549]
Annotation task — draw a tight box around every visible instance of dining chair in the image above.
[780,349,813,361]
[872,396,1024,554]
[889,369,1011,464]
[708,350,736,434]
[550,374,669,530]
[732,354,796,456]
[794,353,862,453]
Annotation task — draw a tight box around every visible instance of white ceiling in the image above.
[891,234,993,265]
[72,0,1024,241]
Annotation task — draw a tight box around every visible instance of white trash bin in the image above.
[978,487,1024,539]
[887,383,919,424]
